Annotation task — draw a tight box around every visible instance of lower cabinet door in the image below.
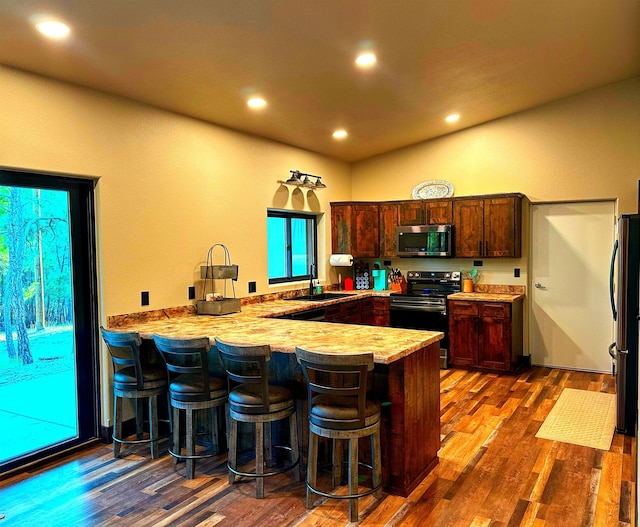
[478,316,512,371]
[449,315,478,366]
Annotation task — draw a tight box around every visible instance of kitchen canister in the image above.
[372,261,387,290]
[463,279,474,293]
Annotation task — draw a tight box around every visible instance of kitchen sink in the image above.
[285,292,357,302]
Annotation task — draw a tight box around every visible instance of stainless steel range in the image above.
[389,271,462,368]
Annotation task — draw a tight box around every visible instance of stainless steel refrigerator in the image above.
[609,213,639,435]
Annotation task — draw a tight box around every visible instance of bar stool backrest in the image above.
[101,327,145,390]
[295,347,374,430]
[152,334,213,400]
[215,338,272,414]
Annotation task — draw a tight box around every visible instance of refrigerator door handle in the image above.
[609,239,618,321]
[609,342,617,376]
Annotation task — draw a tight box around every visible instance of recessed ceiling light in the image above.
[445,114,460,123]
[355,53,376,68]
[247,97,267,109]
[36,20,70,39]
[332,130,348,139]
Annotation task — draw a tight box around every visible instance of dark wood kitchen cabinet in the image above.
[361,297,390,326]
[453,199,484,257]
[324,299,362,323]
[330,203,379,257]
[379,202,399,257]
[398,200,426,225]
[426,200,453,224]
[397,199,453,225]
[325,297,389,326]
[332,193,525,259]
[453,195,523,258]
[448,298,523,372]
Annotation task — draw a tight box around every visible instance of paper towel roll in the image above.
[329,254,354,267]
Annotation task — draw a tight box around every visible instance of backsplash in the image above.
[473,284,526,295]
[336,257,528,287]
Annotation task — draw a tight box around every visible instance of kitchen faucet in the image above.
[309,264,315,296]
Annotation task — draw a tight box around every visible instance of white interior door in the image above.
[530,201,615,372]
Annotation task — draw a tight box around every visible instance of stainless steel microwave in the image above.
[396,224,453,257]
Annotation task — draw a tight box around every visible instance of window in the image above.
[267,210,317,284]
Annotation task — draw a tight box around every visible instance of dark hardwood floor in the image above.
[0,367,635,526]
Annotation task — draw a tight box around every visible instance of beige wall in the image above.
[351,77,640,214]
[0,66,351,425]
[351,75,639,288]
[0,66,352,319]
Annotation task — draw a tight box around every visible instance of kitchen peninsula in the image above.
[109,292,443,496]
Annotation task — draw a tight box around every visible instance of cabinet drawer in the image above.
[344,301,362,316]
[372,297,389,310]
[480,303,510,318]
[362,297,390,311]
[449,301,479,316]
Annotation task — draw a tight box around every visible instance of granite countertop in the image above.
[448,292,524,302]
[115,289,441,365]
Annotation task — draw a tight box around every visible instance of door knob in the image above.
[535,282,546,289]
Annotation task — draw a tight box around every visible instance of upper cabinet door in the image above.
[484,197,521,258]
[379,203,399,258]
[330,203,353,254]
[398,200,426,225]
[453,199,484,257]
[426,200,453,224]
[352,204,380,257]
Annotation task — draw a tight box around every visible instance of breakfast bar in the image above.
[111,295,443,496]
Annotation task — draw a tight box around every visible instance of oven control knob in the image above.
[451,272,460,280]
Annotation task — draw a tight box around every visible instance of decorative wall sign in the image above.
[411,180,454,199]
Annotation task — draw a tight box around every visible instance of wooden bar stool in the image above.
[295,347,382,523]
[215,337,300,499]
[100,327,169,459]
[152,334,228,479]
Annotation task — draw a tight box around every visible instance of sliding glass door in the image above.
[0,169,99,474]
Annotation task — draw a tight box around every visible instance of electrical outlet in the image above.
[473,260,483,267]
[383,260,392,266]
[188,286,196,300]
[514,268,520,278]
[248,281,257,293]
[141,291,149,306]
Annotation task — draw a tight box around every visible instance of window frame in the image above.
[267,209,318,285]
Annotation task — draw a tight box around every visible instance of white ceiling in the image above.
[1,0,639,162]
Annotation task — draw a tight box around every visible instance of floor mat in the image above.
[535,387,616,450]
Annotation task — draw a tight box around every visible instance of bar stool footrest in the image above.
[229,444,300,478]
[306,479,383,501]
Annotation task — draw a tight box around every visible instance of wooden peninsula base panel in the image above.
[374,341,441,496]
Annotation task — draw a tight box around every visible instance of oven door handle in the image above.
[390,304,447,313]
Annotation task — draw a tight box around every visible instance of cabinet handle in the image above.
[485,240,488,256]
